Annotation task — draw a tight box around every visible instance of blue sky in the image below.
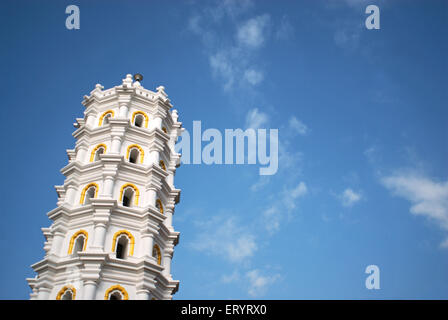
[0,0,447,299]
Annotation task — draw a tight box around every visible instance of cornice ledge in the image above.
[159,224,180,245]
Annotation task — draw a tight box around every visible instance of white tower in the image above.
[27,74,183,300]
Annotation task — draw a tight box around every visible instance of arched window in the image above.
[155,199,164,214]
[103,113,112,124]
[129,149,139,164]
[122,187,134,207]
[105,285,129,300]
[119,183,139,207]
[126,144,144,164]
[112,230,135,258]
[115,235,128,259]
[152,244,162,265]
[99,110,115,126]
[68,230,88,255]
[80,183,99,204]
[90,144,107,162]
[131,111,149,128]
[159,160,166,171]
[134,114,144,127]
[56,285,76,300]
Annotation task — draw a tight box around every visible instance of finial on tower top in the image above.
[133,74,143,82]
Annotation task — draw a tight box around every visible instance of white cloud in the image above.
[441,238,448,249]
[191,215,258,262]
[344,0,372,8]
[334,26,361,50]
[209,52,236,91]
[284,182,308,211]
[246,269,280,297]
[289,116,308,136]
[237,14,271,48]
[275,15,294,40]
[340,188,362,207]
[245,108,268,129]
[262,182,308,234]
[262,206,281,234]
[221,270,241,283]
[210,0,254,21]
[188,15,202,34]
[250,175,271,192]
[381,171,448,247]
[244,69,264,85]
[364,146,378,164]
[188,3,297,90]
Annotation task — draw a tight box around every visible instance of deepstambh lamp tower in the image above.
[27,74,183,300]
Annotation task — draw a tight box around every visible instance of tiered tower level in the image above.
[27,74,183,300]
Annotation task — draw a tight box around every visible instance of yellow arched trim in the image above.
[126,144,145,164]
[162,127,167,134]
[159,160,166,171]
[104,285,129,300]
[98,110,115,126]
[67,230,88,254]
[112,230,135,256]
[153,244,162,265]
[156,199,164,214]
[79,183,99,204]
[119,183,140,206]
[131,111,149,128]
[90,144,107,162]
[56,285,77,300]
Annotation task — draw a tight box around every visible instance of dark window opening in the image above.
[134,115,144,127]
[129,149,139,164]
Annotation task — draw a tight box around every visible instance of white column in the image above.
[82,281,98,300]
[91,223,107,251]
[136,290,150,300]
[151,150,160,165]
[111,136,122,154]
[65,185,77,205]
[163,210,173,229]
[162,252,172,277]
[168,134,177,151]
[119,104,129,118]
[147,188,157,207]
[37,287,51,300]
[102,176,115,198]
[76,145,88,162]
[153,117,162,130]
[167,173,174,187]
[141,233,154,258]
[50,231,65,256]
[86,113,96,128]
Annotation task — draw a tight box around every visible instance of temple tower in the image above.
[27,74,183,300]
